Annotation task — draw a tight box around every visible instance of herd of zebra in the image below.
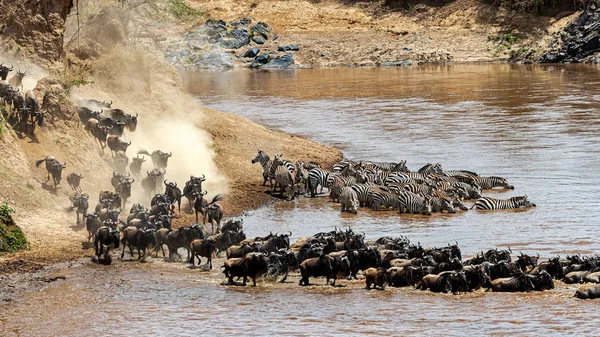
[251,150,536,214]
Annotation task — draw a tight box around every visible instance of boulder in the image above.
[262,52,294,69]
[272,33,279,41]
[194,51,234,69]
[220,29,250,49]
[250,54,270,68]
[251,22,271,39]
[252,36,266,44]
[244,47,260,58]
[278,44,299,52]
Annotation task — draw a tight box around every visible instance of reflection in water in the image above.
[2,65,600,335]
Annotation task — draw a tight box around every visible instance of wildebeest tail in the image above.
[210,194,223,205]
[137,148,151,156]
[35,157,48,168]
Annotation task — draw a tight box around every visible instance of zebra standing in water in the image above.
[251,150,272,187]
[274,165,295,200]
[398,191,432,215]
[307,167,331,197]
[269,154,295,191]
[455,175,514,190]
[472,196,536,210]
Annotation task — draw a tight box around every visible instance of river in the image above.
[2,65,599,336]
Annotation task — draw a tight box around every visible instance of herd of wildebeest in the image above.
[2,58,597,299]
[0,64,44,134]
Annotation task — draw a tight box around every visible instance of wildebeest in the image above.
[120,226,157,260]
[463,265,492,290]
[190,237,217,268]
[115,177,134,208]
[142,168,165,196]
[0,63,13,80]
[106,136,131,157]
[221,218,243,233]
[138,149,172,169]
[77,106,102,124]
[67,173,84,192]
[114,151,129,173]
[35,156,66,189]
[94,226,120,264]
[183,175,206,209]
[298,254,335,286]
[266,248,299,282]
[129,155,146,179]
[214,230,246,256]
[227,242,260,259]
[530,256,564,280]
[85,213,101,242]
[167,225,203,261]
[192,192,216,224]
[72,193,89,225]
[575,284,600,299]
[223,252,269,286]
[111,171,129,188]
[415,271,469,294]
[85,118,111,149]
[491,272,535,292]
[7,70,25,92]
[164,180,182,213]
[207,203,224,228]
[365,267,390,290]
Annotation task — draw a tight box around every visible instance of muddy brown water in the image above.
[2,65,600,335]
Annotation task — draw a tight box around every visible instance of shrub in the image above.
[0,202,29,253]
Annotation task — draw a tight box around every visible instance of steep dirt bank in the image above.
[185,0,583,66]
[0,0,341,274]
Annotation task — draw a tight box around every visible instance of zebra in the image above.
[402,183,436,196]
[472,196,536,210]
[418,163,444,176]
[269,154,295,189]
[339,186,359,214]
[273,165,295,200]
[307,167,331,197]
[370,190,400,211]
[362,160,408,172]
[332,160,360,172]
[444,169,479,177]
[452,198,469,211]
[351,183,377,207]
[329,176,357,202]
[251,150,272,186]
[398,191,432,215]
[452,181,482,199]
[428,197,456,213]
[295,161,309,187]
[455,175,514,190]
[302,161,321,170]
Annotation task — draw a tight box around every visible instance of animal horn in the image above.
[168,152,172,157]
[200,174,205,180]
[455,240,458,246]
[537,253,540,258]
[174,182,177,187]
[164,179,168,186]
[127,172,130,177]
[508,246,512,253]
[287,231,292,236]
[9,65,13,70]
[128,141,131,145]
[135,112,138,118]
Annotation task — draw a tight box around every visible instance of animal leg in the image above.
[242,276,247,286]
[120,242,126,259]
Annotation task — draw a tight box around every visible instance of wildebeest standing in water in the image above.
[35,156,66,189]
[94,225,120,265]
[137,149,172,169]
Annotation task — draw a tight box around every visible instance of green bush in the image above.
[0,202,29,253]
[482,0,598,13]
[167,0,203,20]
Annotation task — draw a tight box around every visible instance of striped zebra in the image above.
[398,191,432,215]
[472,196,536,210]
[455,175,514,190]
[370,190,400,211]
[402,183,436,196]
[307,167,331,197]
[329,176,357,202]
[274,166,295,200]
[418,163,444,176]
[339,187,359,214]
[269,154,295,188]
[332,160,360,172]
[452,182,482,199]
[362,160,408,172]
[444,170,479,177]
[428,197,456,213]
[251,150,272,186]
[351,183,377,207]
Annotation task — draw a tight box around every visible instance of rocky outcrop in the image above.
[165,18,298,69]
[538,4,600,63]
[0,0,74,63]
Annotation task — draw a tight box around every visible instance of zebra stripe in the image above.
[455,175,514,190]
[251,150,272,186]
[472,196,535,210]
[370,190,400,211]
[307,168,330,197]
[428,197,455,213]
[418,163,444,176]
[398,191,432,215]
[351,183,376,207]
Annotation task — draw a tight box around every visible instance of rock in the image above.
[252,36,266,44]
[194,51,234,69]
[278,44,299,52]
[321,52,327,57]
[268,50,279,55]
[220,29,250,49]
[251,22,271,39]
[381,60,413,67]
[250,54,270,68]
[230,17,252,29]
[243,47,260,58]
[262,52,294,68]
[402,47,412,52]
[273,33,279,41]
